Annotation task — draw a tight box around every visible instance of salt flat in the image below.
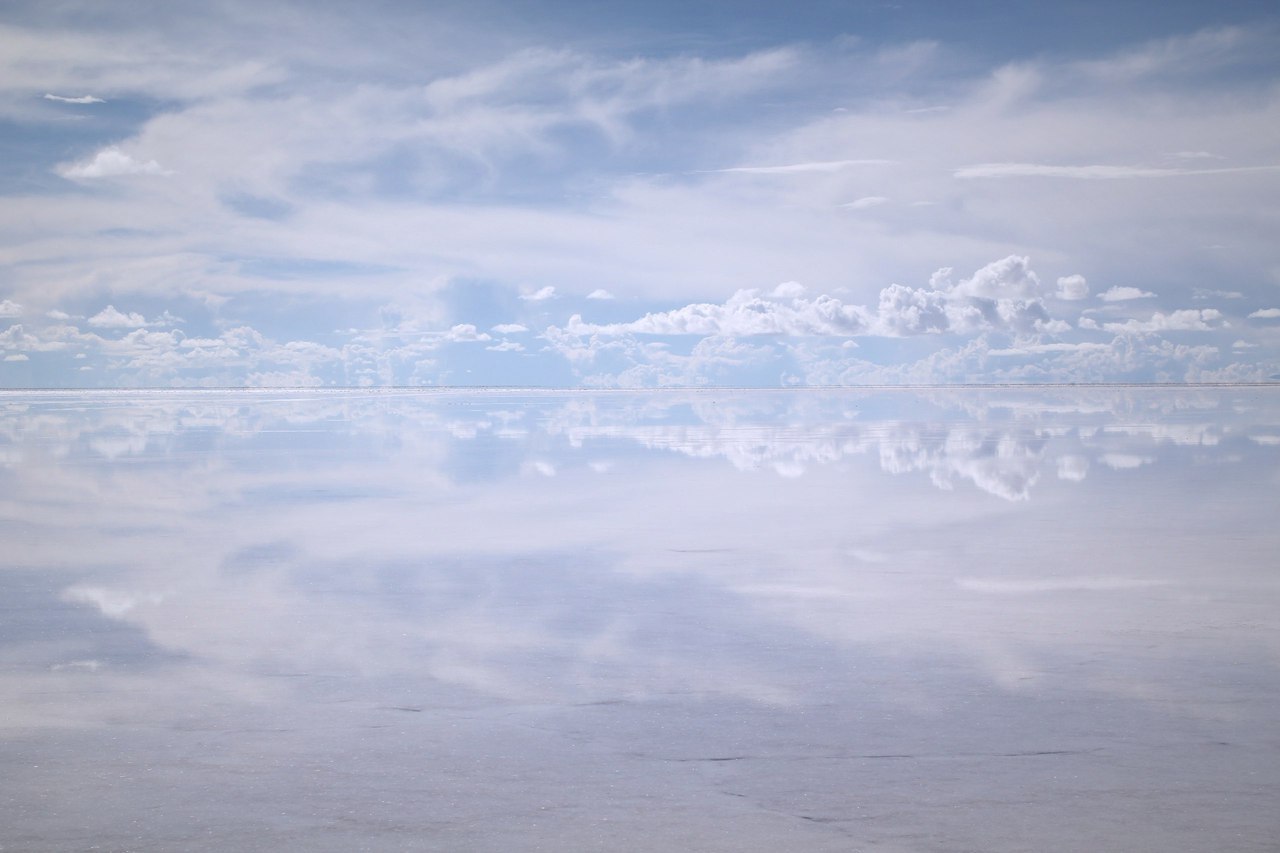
[2,388,1278,851]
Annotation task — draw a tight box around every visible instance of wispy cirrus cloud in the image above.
[43,93,104,104]
[954,162,1280,179]
[706,159,894,175]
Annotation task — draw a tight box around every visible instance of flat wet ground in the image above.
[2,388,1278,851]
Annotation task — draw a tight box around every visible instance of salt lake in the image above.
[2,387,1278,851]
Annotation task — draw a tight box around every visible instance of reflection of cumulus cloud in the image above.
[3,387,1278,737]
[1104,423,1219,446]
[1099,453,1154,470]
[1056,455,1089,481]
[878,425,1044,501]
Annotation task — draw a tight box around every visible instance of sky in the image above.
[1,0,1279,387]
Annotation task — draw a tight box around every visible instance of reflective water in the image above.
[2,388,1278,851]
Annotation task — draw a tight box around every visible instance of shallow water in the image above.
[2,388,1278,851]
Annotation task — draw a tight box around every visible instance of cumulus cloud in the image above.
[1099,286,1156,302]
[57,146,170,179]
[1248,308,1280,319]
[874,256,1056,336]
[87,306,149,328]
[0,300,22,317]
[486,341,524,352]
[44,93,105,104]
[443,324,491,342]
[4,353,29,362]
[1056,275,1089,300]
[558,256,1068,343]
[491,323,529,334]
[586,289,614,300]
[520,286,557,301]
[1103,309,1225,334]
[563,287,872,338]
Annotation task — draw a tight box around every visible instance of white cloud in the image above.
[988,342,1111,357]
[1056,275,1089,300]
[491,323,529,334]
[842,196,889,210]
[1099,453,1153,470]
[1057,455,1089,482]
[1193,288,1243,300]
[444,324,491,342]
[769,281,806,299]
[875,256,1055,336]
[57,146,170,179]
[520,286,557,302]
[1248,308,1280,319]
[46,309,71,320]
[563,287,872,338]
[0,299,22,317]
[43,93,104,104]
[586,289,614,300]
[559,256,1071,345]
[486,341,524,352]
[1099,286,1156,302]
[1103,309,1225,334]
[1169,151,1223,160]
[3,353,29,362]
[87,306,149,328]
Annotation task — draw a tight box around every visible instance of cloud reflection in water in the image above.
[1,388,1278,850]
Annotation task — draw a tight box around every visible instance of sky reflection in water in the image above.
[2,388,1279,851]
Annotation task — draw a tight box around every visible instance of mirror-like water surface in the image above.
[2,388,1278,851]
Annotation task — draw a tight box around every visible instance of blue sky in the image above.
[1,0,1278,386]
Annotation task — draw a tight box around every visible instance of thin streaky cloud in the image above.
[704,159,895,175]
[955,163,1280,179]
[43,93,105,104]
[842,196,889,210]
